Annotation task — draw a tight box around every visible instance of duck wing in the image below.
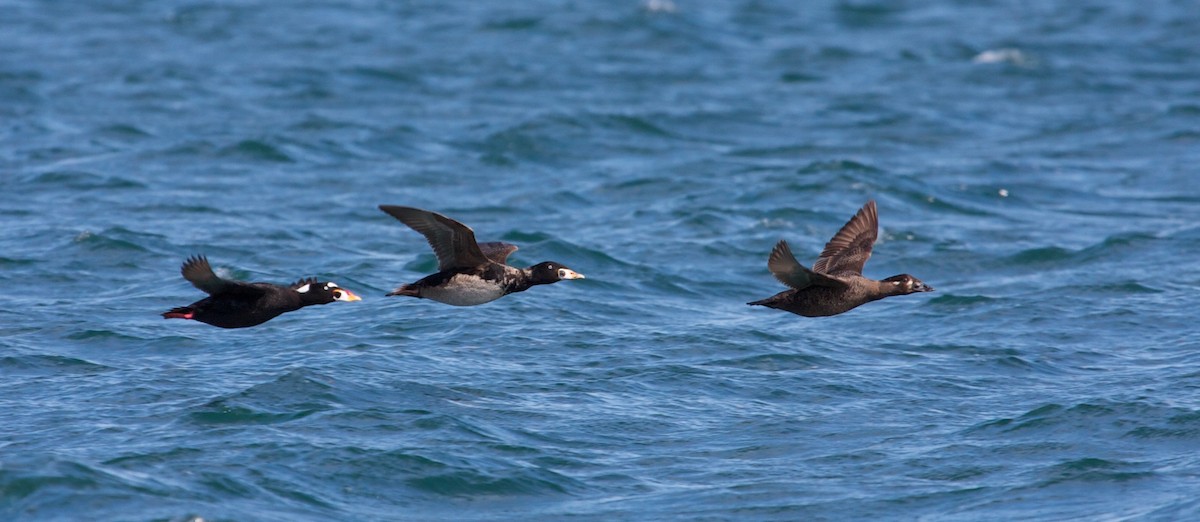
[768,240,848,290]
[181,256,266,298]
[379,205,491,270]
[812,200,878,276]
[478,242,519,265]
[290,277,320,290]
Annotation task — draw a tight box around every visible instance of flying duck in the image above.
[378,205,584,306]
[748,200,933,317]
[162,255,361,328]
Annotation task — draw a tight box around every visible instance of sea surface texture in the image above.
[3,1,1199,520]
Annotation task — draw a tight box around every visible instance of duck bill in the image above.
[337,289,363,302]
[914,282,934,292]
[561,269,585,280]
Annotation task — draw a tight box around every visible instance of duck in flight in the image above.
[748,200,933,317]
[379,205,584,306]
[162,255,361,328]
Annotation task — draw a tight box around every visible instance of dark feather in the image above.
[478,241,519,264]
[812,200,878,276]
[181,255,266,298]
[378,205,491,270]
[291,277,320,289]
[767,240,847,290]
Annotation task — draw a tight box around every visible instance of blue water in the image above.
[4,1,1200,520]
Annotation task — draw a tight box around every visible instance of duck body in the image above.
[748,274,922,317]
[163,256,361,329]
[391,264,516,306]
[380,205,584,306]
[165,282,306,328]
[748,200,933,317]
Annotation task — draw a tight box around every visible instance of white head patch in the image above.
[296,283,311,293]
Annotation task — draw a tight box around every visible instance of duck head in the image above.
[882,274,934,294]
[293,279,363,305]
[528,262,585,285]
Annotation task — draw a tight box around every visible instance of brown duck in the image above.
[748,200,933,317]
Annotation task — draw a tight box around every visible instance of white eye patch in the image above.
[327,282,339,289]
[296,284,311,293]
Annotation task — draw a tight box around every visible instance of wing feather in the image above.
[478,242,519,265]
[812,200,879,276]
[767,241,848,290]
[180,256,265,297]
[379,206,491,270]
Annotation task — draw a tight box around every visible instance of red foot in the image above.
[163,310,195,320]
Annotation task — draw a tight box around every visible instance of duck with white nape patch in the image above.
[162,255,361,328]
[378,205,585,306]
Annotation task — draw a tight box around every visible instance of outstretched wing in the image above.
[180,255,266,297]
[812,200,878,276]
[478,242,519,265]
[768,240,848,290]
[379,205,491,270]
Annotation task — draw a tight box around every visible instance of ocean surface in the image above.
[3,1,1200,520]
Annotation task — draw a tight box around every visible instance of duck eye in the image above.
[333,290,342,298]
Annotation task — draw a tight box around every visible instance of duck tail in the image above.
[747,296,779,307]
[386,285,420,298]
[162,306,195,320]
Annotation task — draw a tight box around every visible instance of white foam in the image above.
[972,48,1029,66]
